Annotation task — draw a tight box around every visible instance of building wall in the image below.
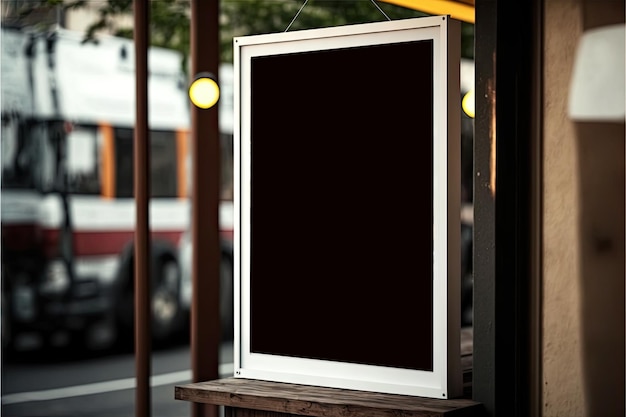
[542,2,585,415]
[542,1,625,416]
[64,4,133,36]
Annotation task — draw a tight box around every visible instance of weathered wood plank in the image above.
[175,378,483,417]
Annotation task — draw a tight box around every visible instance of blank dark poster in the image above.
[249,40,434,371]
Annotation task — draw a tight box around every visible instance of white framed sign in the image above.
[233,15,461,399]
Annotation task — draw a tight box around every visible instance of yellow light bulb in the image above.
[189,76,220,109]
[462,89,475,119]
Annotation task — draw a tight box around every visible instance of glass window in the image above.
[150,130,178,198]
[66,126,100,195]
[1,118,35,189]
[0,120,58,192]
[114,128,134,198]
[37,123,56,193]
[114,128,178,198]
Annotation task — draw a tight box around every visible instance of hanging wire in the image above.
[370,0,391,21]
[285,0,391,32]
[284,0,310,32]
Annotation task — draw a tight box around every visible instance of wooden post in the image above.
[133,1,151,417]
[190,1,221,417]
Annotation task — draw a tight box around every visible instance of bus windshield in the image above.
[1,118,40,190]
[1,120,86,194]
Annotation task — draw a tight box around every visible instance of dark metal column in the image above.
[133,1,151,417]
[473,0,539,415]
[190,1,221,417]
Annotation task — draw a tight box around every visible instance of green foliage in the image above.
[3,0,473,68]
[78,0,190,71]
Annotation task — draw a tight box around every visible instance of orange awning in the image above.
[379,0,475,24]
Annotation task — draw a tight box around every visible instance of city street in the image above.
[1,340,234,417]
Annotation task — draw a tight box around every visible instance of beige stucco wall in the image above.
[542,1,625,416]
[542,2,586,416]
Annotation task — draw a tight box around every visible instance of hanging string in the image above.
[284,0,310,32]
[369,0,391,21]
[285,0,391,32]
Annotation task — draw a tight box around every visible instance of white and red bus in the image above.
[1,26,234,351]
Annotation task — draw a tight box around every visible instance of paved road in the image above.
[2,340,234,417]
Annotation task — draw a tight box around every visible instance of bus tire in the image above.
[151,256,183,343]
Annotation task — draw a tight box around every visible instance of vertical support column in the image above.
[190,1,221,417]
[473,0,538,415]
[134,1,151,417]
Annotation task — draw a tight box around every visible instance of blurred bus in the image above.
[1,26,234,351]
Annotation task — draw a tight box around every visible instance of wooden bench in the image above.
[175,376,482,417]
[176,328,480,417]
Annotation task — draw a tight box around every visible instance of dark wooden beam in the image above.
[190,1,221,417]
[133,1,151,417]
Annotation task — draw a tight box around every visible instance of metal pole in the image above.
[134,1,151,417]
[190,1,221,417]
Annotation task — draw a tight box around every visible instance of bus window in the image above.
[114,127,179,198]
[66,126,100,195]
[1,119,35,189]
[114,128,134,198]
[0,120,58,192]
[38,124,56,193]
[150,130,178,198]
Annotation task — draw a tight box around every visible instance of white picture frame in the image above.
[233,15,461,399]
